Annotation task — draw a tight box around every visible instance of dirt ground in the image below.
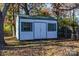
[1,37,79,56]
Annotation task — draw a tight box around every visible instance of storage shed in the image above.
[16,15,57,40]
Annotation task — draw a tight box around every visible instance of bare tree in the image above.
[0,3,10,47]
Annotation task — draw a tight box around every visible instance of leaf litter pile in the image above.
[0,37,79,56]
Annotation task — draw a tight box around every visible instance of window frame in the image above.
[21,22,32,32]
[48,23,56,31]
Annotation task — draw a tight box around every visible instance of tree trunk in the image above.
[12,4,15,37]
[0,4,10,47]
[24,3,29,15]
[12,25,15,37]
[0,11,6,47]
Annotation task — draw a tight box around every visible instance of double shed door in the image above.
[34,23,47,39]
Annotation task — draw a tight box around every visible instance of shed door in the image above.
[34,23,46,39]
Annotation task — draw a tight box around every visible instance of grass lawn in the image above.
[0,37,79,56]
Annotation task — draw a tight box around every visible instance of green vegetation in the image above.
[4,23,11,32]
[58,17,78,29]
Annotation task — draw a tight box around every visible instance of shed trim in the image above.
[18,15,57,21]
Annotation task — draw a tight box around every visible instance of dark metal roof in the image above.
[19,15,57,21]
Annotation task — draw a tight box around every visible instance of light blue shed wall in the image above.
[20,19,57,40]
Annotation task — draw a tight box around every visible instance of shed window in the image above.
[21,22,32,31]
[48,23,56,31]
